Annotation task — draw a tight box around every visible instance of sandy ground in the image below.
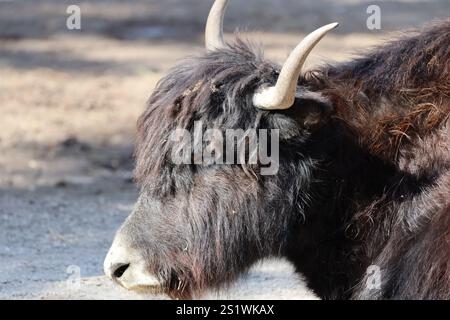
[0,0,449,300]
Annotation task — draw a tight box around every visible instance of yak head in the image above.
[104,0,338,298]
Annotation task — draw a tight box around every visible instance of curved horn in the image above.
[205,0,230,51]
[253,23,339,110]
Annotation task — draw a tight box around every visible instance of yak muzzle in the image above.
[103,234,161,291]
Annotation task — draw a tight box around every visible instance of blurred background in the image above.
[0,0,449,299]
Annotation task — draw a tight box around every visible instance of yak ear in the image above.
[282,91,333,129]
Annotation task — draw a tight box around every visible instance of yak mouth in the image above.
[111,268,164,293]
[103,244,195,298]
[112,267,194,299]
[113,275,161,291]
[103,227,197,298]
[119,283,166,295]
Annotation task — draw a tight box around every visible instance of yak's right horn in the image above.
[253,23,339,110]
[205,0,230,51]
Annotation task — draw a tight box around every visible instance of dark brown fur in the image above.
[304,22,450,164]
[127,21,450,299]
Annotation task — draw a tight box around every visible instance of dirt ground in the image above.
[1,0,449,300]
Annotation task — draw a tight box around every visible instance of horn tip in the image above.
[329,22,340,29]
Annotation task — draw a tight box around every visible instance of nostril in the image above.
[112,263,130,279]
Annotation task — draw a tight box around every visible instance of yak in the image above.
[104,0,449,299]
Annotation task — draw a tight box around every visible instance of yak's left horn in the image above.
[253,23,339,110]
[205,0,230,51]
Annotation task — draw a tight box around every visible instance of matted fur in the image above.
[126,21,450,299]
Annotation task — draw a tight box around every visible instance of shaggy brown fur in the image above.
[293,21,450,299]
[304,21,450,165]
[121,21,450,299]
